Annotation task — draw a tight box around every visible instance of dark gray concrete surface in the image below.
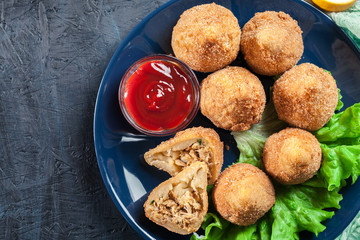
[0,0,168,239]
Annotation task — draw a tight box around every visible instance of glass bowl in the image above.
[118,54,200,136]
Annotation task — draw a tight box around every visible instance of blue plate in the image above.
[94,0,360,239]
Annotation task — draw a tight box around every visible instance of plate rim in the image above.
[93,0,360,239]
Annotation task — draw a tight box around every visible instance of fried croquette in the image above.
[263,128,322,185]
[171,3,241,73]
[240,11,304,76]
[212,163,275,226]
[200,66,266,131]
[144,126,224,185]
[273,63,338,131]
[144,162,208,235]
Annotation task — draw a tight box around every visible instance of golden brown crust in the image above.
[200,66,266,131]
[240,11,303,76]
[171,3,241,73]
[144,161,208,235]
[263,127,322,185]
[273,63,338,131]
[212,163,275,226]
[144,126,223,185]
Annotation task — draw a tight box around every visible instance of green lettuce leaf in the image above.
[192,89,357,240]
[190,213,230,240]
[313,102,360,190]
[191,208,272,240]
[192,183,342,240]
[314,103,360,143]
[271,184,342,239]
[231,94,288,169]
[319,144,360,191]
[191,185,272,240]
[232,88,345,168]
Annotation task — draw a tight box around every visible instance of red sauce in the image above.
[123,60,194,131]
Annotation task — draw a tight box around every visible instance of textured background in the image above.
[1,0,360,240]
[0,0,167,239]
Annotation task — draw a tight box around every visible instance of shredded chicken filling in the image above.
[150,185,203,229]
[177,141,211,165]
[153,140,213,180]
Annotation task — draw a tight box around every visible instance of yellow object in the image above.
[312,0,357,12]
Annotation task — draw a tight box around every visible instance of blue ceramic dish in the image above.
[94,0,360,239]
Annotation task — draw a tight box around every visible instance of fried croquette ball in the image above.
[171,3,241,73]
[200,66,266,131]
[273,63,338,131]
[213,163,275,226]
[263,128,322,185]
[240,11,304,76]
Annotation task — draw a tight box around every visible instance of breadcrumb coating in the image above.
[171,3,241,73]
[213,163,275,226]
[240,11,303,76]
[263,128,322,185]
[200,66,266,131]
[273,63,338,131]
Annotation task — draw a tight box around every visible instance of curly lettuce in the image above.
[192,184,342,240]
[192,89,360,240]
[315,103,360,143]
[314,102,360,191]
[319,144,360,191]
[271,184,341,239]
